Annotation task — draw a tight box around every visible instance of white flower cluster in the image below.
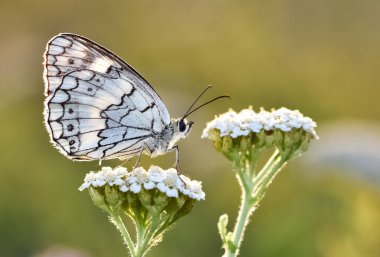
[79,166,205,201]
[202,107,318,139]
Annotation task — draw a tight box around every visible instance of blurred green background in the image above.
[1,0,380,256]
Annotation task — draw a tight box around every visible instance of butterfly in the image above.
[43,33,227,167]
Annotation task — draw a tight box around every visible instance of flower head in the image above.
[202,107,318,139]
[202,107,318,161]
[79,166,205,257]
[79,165,205,216]
[80,166,204,200]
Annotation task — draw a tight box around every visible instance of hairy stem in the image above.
[110,212,136,257]
[226,183,255,257]
[135,216,160,257]
[223,151,288,257]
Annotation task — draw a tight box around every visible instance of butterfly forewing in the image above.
[44,33,171,160]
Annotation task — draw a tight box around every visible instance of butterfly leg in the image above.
[119,158,131,167]
[133,144,152,169]
[171,146,188,184]
[171,145,181,171]
[133,147,145,169]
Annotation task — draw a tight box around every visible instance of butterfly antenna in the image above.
[182,85,213,118]
[183,95,230,118]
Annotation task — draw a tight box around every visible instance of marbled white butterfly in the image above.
[43,33,226,167]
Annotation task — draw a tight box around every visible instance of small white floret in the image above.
[144,181,156,190]
[130,183,142,193]
[148,166,165,183]
[166,188,179,198]
[119,184,129,192]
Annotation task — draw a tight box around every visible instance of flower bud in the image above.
[152,191,169,214]
[89,187,109,212]
[104,185,124,211]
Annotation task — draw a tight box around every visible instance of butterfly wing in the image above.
[43,33,171,160]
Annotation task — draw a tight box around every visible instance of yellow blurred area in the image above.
[1,0,379,257]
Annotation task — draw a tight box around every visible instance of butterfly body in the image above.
[43,33,192,162]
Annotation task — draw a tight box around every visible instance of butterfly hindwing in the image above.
[44,33,171,160]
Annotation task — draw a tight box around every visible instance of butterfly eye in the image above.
[179,120,187,132]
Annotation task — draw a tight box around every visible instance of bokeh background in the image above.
[1,1,380,257]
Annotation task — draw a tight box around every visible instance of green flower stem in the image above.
[227,183,255,257]
[135,210,147,252]
[135,219,144,256]
[235,166,250,192]
[110,211,163,257]
[136,216,161,257]
[247,147,264,177]
[254,155,287,201]
[154,217,171,236]
[252,150,280,186]
[224,151,288,257]
[110,211,136,257]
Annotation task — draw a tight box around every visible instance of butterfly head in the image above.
[165,118,193,151]
[174,118,194,138]
[167,86,229,149]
